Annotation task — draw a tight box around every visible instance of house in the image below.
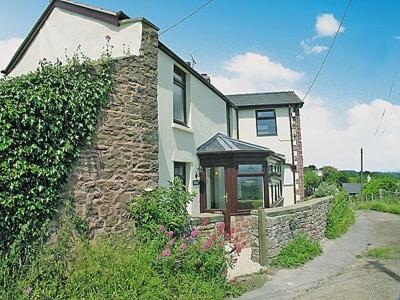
[2,0,304,237]
[342,183,362,196]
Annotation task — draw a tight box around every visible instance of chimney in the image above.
[201,73,211,83]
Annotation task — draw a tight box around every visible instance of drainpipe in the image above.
[288,105,297,204]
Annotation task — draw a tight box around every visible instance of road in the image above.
[238,211,400,300]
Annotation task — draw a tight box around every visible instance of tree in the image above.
[304,169,321,196]
[363,176,400,196]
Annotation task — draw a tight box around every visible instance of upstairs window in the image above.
[173,66,187,125]
[256,110,277,136]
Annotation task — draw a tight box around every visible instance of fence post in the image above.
[379,189,383,201]
[258,208,268,266]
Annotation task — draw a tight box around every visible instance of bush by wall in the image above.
[314,182,338,198]
[272,234,322,268]
[0,54,113,256]
[130,178,195,237]
[1,181,241,300]
[326,191,355,239]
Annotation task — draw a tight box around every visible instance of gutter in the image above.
[288,105,297,204]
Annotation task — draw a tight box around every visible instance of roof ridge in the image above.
[226,91,295,97]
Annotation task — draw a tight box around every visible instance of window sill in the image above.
[172,123,194,133]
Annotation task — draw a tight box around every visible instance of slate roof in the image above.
[342,183,362,194]
[197,133,271,155]
[226,91,303,108]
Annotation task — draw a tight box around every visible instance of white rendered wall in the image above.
[9,7,142,77]
[238,107,295,205]
[158,50,231,216]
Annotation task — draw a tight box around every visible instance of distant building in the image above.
[342,183,362,195]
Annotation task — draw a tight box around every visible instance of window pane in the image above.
[257,111,275,118]
[237,176,264,210]
[173,83,185,123]
[206,167,226,209]
[257,118,276,135]
[238,164,262,174]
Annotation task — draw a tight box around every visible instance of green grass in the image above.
[326,191,355,239]
[357,200,400,215]
[365,246,400,259]
[272,235,322,268]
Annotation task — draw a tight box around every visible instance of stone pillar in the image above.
[68,23,159,238]
[292,108,305,202]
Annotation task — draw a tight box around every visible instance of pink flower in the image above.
[211,234,217,242]
[202,239,213,250]
[203,218,209,226]
[169,239,174,246]
[180,242,188,250]
[167,231,174,238]
[23,287,32,295]
[159,225,165,233]
[235,244,242,255]
[190,229,199,239]
[162,249,171,257]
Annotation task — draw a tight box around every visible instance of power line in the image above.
[302,0,353,102]
[159,0,216,36]
[374,73,397,136]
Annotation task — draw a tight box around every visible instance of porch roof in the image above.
[197,133,272,155]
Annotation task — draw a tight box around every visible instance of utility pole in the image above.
[360,148,364,200]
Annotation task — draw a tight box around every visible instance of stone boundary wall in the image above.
[191,214,224,238]
[230,214,254,248]
[251,197,332,265]
[67,24,159,238]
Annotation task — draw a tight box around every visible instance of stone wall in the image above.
[68,24,159,238]
[292,109,305,202]
[230,214,255,248]
[191,213,224,238]
[251,197,332,265]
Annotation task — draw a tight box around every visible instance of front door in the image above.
[205,166,227,211]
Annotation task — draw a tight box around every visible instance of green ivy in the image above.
[0,54,113,256]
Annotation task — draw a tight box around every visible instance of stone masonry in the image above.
[251,197,332,265]
[68,23,159,238]
[292,108,305,202]
[230,214,255,248]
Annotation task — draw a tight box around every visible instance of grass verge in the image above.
[365,246,400,259]
[357,201,400,215]
[272,235,322,268]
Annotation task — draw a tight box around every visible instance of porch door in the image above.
[205,166,226,210]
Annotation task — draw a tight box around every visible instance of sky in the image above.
[0,0,399,171]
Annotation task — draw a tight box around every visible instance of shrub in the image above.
[0,54,113,256]
[272,234,321,268]
[130,178,195,236]
[314,182,338,198]
[326,191,355,239]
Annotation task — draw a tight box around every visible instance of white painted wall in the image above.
[238,107,295,204]
[9,7,142,77]
[158,50,235,216]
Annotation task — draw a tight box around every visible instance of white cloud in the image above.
[315,13,345,37]
[302,98,400,171]
[394,35,400,41]
[0,37,23,76]
[211,52,304,94]
[300,40,328,54]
